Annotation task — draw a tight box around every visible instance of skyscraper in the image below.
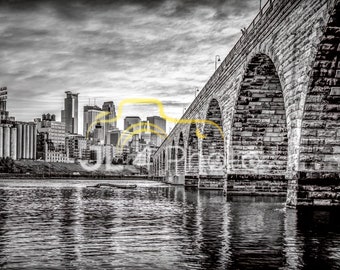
[147,116,166,147]
[124,116,141,131]
[102,101,117,144]
[61,91,78,134]
[83,105,105,144]
[83,105,102,136]
[102,101,117,130]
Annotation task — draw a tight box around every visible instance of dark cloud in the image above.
[0,0,256,20]
[0,0,258,132]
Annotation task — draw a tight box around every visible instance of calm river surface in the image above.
[0,179,339,269]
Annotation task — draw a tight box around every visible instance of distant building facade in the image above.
[36,114,69,162]
[66,134,89,160]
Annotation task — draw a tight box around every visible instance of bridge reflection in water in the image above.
[0,180,339,269]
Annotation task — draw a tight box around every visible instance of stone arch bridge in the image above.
[152,0,340,207]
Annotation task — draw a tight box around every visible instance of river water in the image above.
[0,179,339,269]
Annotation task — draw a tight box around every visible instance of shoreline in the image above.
[0,173,151,180]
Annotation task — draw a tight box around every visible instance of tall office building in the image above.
[107,129,121,146]
[61,91,79,134]
[140,120,151,145]
[102,101,117,130]
[102,101,117,145]
[124,116,141,153]
[83,105,102,136]
[124,116,141,131]
[147,116,167,147]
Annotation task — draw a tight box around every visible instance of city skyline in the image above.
[2,85,168,136]
[0,0,259,133]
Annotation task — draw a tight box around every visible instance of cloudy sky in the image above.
[0,0,259,133]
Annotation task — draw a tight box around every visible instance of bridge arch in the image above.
[154,157,158,176]
[186,122,199,175]
[170,139,176,175]
[201,98,225,175]
[299,2,340,173]
[230,53,288,176]
[162,149,165,175]
[177,132,185,174]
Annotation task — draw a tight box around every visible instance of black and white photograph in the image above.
[0,0,339,269]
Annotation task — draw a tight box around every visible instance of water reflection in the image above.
[197,191,231,269]
[0,190,7,268]
[227,196,286,269]
[284,208,303,270]
[296,209,340,270]
[0,180,339,269]
[59,188,79,268]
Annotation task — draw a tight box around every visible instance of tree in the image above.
[0,157,15,173]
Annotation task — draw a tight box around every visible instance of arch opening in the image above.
[162,150,165,175]
[201,98,225,175]
[186,123,199,175]
[170,140,176,175]
[231,53,288,176]
[177,132,185,174]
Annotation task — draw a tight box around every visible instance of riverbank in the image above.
[0,173,150,180]
[0,160,146,179]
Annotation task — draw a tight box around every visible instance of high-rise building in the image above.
[102,101,117,130]
[83,105,102,136]
[93,122,105,145]
[124,117,141,154]
[140,120,151,146]
[147,116,167,147]
[124,116,141,131]
[107,129,121,146]
[102,101,117,144]
[83,105,105,144]
[61,91,79,134]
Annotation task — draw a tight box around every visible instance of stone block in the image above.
[330,87,340,95]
